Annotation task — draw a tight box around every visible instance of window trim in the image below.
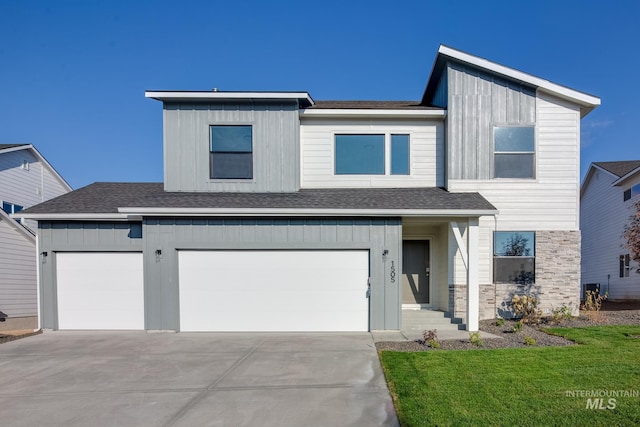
[623,183,640,202]
[209,124,254,181]
[620,254,631,278]
[333,132,411,176]
[2,201,24,215]
[492,125,536,180]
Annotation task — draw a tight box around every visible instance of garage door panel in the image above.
[56,253,144,330]
[179,250,369,332]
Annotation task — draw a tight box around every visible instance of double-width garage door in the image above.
[56,252,144,330]
[178,250,370,332]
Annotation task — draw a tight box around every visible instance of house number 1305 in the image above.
[390,261,396,283]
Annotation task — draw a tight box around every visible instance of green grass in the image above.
[379,326,640,426]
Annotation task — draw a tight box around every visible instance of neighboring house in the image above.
[21,45,600,332]
[0,144,72,330]
[581,161,640,300]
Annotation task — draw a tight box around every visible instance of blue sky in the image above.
[1,0,638,189]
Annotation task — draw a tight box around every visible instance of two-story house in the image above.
[0,144,71,330]
[581,161,640,300]
[21,45,600,332]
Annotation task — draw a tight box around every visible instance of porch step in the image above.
[401,309,466,332]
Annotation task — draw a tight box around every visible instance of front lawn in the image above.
[379,326,640,426]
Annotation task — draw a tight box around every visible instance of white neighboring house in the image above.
[581,161,640,300]
[0,144,72,330]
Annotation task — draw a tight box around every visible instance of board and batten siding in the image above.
[581,169,640,300]
[446,62,536,181]
[0,219,36,318]
[142,218,402,331]
[449,92,581,231]
[163,102,300,193]
[37,222,143,329]
[299,118,445,188]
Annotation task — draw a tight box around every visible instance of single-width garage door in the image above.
[178,250,369,332]
[56,252,144,330]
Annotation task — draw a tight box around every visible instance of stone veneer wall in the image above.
[450,230,582,323]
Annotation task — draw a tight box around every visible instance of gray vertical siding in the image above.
[37,222,143,329]
[38,219,402,331]
[163,101,300,193]
[143,218,402,331]
[446,62,536,180]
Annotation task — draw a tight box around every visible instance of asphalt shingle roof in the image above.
[594,161,640,178]
[22,182,496,215]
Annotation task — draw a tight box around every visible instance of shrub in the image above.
[512,320,524,333]
[469,332,483,347]
[582,290,608,312]
[551,304,573,323]
[510,294,542,324]
[496,318,505,327]
[422,329,440,348]
[524,336,537,346]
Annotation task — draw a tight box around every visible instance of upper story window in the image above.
[335,134,410,175]
[210,125,253,179]
[623,183,640,201]
[493,126,535,179]
[494,231,535,284]
[391,134,410,175]
[2,201,24,215]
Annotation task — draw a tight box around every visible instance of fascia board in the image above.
[1,210,35,242]
[118,207,498,217]
[16,213,130,221]
[612,167,640,187]
[145,91,314,106]
[438,45,601,109]
[300,109,446,119]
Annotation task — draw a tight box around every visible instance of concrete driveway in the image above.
[0,331,398,426]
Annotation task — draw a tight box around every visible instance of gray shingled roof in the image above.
[309,100,438,110]
[594,161,640,178]
[21,182,496,215]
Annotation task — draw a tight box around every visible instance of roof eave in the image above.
[423,45,601,115]
[300,108,446,119]
[612,167,640,186]
[145,91,315,107]
[117,207,498,217]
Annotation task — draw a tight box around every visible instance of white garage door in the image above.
[178,250,369,332]
[56,252,144,330]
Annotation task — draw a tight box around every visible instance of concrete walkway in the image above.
[0,331,399,427]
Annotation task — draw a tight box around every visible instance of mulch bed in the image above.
[376,301,640,352]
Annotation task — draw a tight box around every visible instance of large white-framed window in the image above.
[493,126,535,179]
[334,133,410,175]
[494,231,535,284]
[210,125,253,179]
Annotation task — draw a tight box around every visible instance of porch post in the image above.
[466,218,480,331]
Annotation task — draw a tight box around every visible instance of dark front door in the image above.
[402,240,430,304]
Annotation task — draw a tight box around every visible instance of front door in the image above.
[402,240,430,304]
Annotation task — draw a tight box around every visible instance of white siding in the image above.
[0,218,36,318]
[449,92,581,231]
[581,169,640,300]
[300,118,444,188]
[0,147,70,320]
[0,149,69,209]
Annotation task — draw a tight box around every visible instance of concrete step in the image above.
[401,310,466,332]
